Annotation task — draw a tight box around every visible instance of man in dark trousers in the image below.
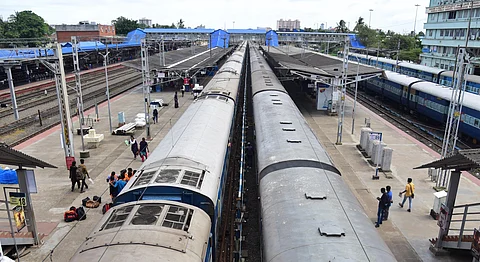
[174,92,179,108]
[383,185,393,221]
[69,161,80,192]
[152,108,158,124]
[375,187,389,228]
[78,159,90,193]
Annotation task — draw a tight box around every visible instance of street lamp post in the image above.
[99,49,112,135]
[369,9,374,28]
[395,39,401,72]
[414,4,421,36]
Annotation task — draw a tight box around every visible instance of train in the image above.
[343,52,480,95]
[363,70,480,143]
[250,45,396,261]
[70,41,248,262]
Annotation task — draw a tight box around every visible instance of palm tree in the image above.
[335,20,348,33]
[353,17,365,32]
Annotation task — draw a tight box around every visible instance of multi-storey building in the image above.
[55,23,116,42]
[138,18,152,27]
[421,0,480,74]
[277,19,301,31]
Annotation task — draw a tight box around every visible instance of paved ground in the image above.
[5,86,194,262]
[288,86,478,262]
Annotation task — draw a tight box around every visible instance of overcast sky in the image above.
[1,0,429,34]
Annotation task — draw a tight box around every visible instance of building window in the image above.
[429,30,433,37]
[440,30,444,37]
[448,11,456,19]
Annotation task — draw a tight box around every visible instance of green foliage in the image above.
[335,20,349,33]
[398,48,422,62]
[353,17,364,32]
[176,19,185,29]
[153,23,176,29]
[0,11,52,47]
[112,16,139,35]
[356,24,377,47]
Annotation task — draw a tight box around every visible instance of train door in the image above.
[401,85,408,109]
[409,89,417,114]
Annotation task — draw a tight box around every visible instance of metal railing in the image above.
[448,202,480,248]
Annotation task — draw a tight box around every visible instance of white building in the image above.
[421,0,480,74]
[277,19,301,31]
[138,18,152,27]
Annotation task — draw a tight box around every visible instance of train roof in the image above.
[383,70,424,86]
[398,62,445,74]
[384,71,480,111]
[441,71,480,83]
[70,201,211,262]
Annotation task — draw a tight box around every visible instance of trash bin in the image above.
[431,190,448,220]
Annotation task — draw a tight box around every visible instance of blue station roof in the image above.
[143,28,215,34]
[226,29,267,34]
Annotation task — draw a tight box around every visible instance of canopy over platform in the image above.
[262,46,383,78]
[0,143,56,169]
[415,149,480,171]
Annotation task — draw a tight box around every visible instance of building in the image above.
[138,18,152,27]
[421,0,480,74]
[55,23,116,42]
[277,19,301,31]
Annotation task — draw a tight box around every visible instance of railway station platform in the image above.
[289,87,479,262]
[3,85,195,261]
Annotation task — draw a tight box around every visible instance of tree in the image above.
[177,19,185,29]
[7,11,52,38]
[353,17,364,32]
[112,16,139,35]
[335,20,349,33]
[399,48,421,62]
[356,24,377,47]
[153,23,175,28]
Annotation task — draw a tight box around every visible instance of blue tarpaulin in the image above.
[0,168,18,184]
[349,34,365,48]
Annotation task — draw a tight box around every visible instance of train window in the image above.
[162,206,192,231]
[282,128,296,131]
[272,99,281,102]
[133,170,157,187]
[101,205,134,231]
[181,170,204,188]
[130,204,163,226]
[155,169,181,183]
[273,102,282,105]
[280,121,292,124]
[475,119,479,127]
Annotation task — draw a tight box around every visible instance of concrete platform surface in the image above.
[4,85,194,261]
[291,89,478,262]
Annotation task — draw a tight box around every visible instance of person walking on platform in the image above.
[376,188,389,228]
[174,92,179,108]
[78,159,90,193]
[69,161,80,192]
[152,108,158,124]
[129,135,139,159]
[399,178,415,212]
[383,185,393,221]
[181,87,185,97]
[139,137,150,162]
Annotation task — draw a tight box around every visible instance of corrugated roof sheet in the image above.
[415,149,480,171]
[0,143,56,169]
[143,28,215,34]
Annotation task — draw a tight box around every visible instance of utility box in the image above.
[431,190,448,220]
[366,138,377,158]
[372,141,386,165]
[381,147,393,172]
[118,112,125,126]
[360,128,372,150]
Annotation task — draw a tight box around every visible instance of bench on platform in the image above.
[83,129,104,148]
[113,123,136,135]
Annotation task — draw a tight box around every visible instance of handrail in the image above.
[454,202,480,208]
[447,202,480,249]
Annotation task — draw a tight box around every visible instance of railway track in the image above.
[0,73,142,146]
[0,67,129,120]
[346,88,471,153]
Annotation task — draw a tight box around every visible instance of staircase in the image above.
[429,202,480,251]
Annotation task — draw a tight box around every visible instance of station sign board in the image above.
[9,192,26,207]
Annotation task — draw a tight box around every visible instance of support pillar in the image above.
[6,67,19,120]
[16,169,39,245]
[434,170,461,250]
